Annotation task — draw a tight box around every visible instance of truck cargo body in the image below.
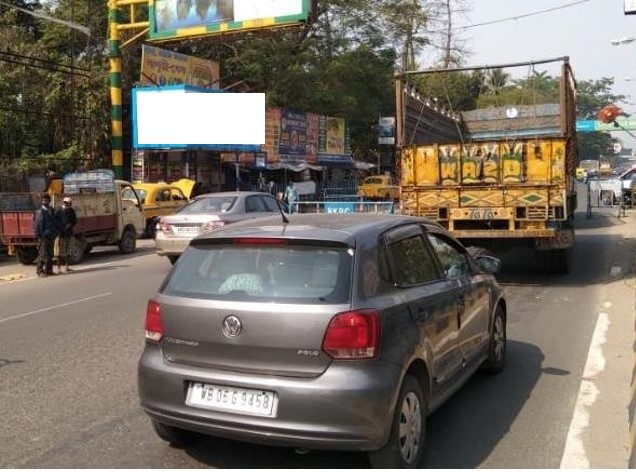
[396,57,577,272]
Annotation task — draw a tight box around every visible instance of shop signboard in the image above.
[132,151,145,183]
[279,109,307,160]
[149,0,312,42]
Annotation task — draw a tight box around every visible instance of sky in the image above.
[450,0,636,147]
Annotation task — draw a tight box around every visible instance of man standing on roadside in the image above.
[55,196,77,273]
[33,194,61,277]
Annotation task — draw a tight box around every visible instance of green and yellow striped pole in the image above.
[108,0,123,179]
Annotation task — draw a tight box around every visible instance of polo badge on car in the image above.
[222,315,243,338]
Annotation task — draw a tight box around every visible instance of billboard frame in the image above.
[148,0,312,42]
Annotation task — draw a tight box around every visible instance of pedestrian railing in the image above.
[290,201,395,214]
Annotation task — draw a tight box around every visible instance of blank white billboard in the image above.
[134,90,265,147]
[234,0,304,21]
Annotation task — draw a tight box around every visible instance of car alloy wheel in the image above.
[492,314,505,363]
[398,392,422,464]
[483,305,506,374]
[368,374,426,468]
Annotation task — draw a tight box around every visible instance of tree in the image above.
[576,78,626,160]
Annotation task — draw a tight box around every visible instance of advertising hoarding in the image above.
[149,0,312,41]
[132,85,264,150]
[140,45,220,88]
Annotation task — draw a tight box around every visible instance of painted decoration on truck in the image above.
[526,140,551,183]
[400,147,415,186]
[439,145,460,185]
[551,139,566,184]
[481,143,500,184]
[462,145,482,184]
[415,146,438,185]
[502,142,523,183]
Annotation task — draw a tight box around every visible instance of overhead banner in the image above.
[150,0,312,41]
[140,45,220,88]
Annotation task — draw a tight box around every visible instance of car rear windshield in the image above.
[161,243,353,304]
[178,196,237,214]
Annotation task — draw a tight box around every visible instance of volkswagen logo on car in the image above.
[222,315,242,338]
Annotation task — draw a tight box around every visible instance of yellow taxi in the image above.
[123,182,189,237]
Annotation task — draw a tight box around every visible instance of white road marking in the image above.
[559,312,609,469]
[0,292,112,324]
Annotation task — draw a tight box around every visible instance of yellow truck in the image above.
[357,174,400,201]
[396,57,577,272]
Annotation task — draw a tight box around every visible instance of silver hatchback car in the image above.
[138,213,506,468]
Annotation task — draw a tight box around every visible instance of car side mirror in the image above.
[475,255,501,274]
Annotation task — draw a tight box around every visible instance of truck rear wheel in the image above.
[16,247,38,265]
[119,227,136,254]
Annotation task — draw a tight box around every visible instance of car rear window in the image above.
[179,196,237,214]
[161,243,353,304]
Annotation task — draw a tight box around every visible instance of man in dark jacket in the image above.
[33,194,61,277]
[55,196,78,273]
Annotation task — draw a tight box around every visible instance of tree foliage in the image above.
[0,0,631,180]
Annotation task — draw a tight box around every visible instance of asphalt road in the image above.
[0,197,633,468]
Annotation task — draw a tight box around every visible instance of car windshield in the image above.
[161,243,352,304]
[178,196,237,215]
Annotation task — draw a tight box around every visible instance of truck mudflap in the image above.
[534,227,575,251]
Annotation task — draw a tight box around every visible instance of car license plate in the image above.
[176,226,200,235]
[186,382,277,417]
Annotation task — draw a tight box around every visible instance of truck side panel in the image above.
[72,193,118,236]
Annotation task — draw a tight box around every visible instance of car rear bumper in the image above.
[138,344,401,451]
[154,235,192,256]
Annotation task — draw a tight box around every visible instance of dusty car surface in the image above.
[123,183,189,237]
[138,213,506,468]
[154,191,286,264]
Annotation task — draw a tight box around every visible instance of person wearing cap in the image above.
[55,196,78,273]
[33,194,61,277]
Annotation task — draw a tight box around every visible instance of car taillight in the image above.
[145,300,163,342]
[322,310,381,360]
[202,220,225,232]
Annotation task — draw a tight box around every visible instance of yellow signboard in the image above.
[140,45,220,88]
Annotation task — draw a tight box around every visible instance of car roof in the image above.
[194,191,276,199]
[133,183,176,190]
[192,213,446,247]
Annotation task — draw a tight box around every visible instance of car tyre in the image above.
[150,419,199,448]
[482,305,506,374]
[368,375,426,469]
